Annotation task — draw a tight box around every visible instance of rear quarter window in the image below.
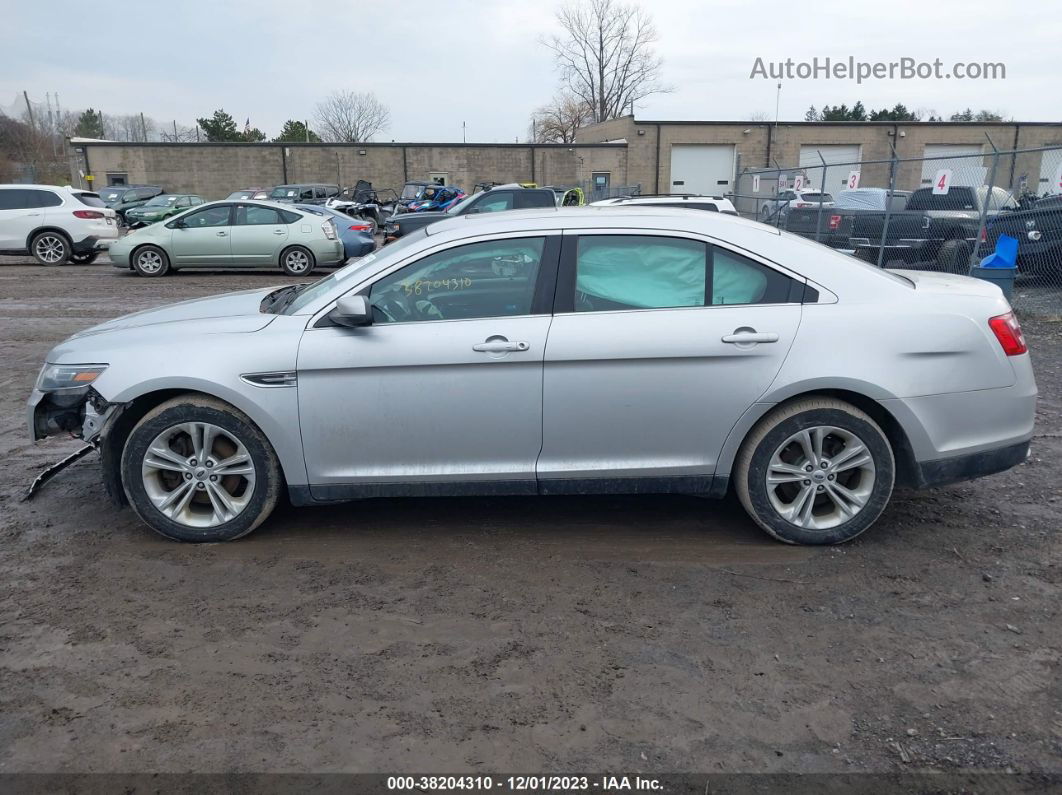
[73,192,106,208]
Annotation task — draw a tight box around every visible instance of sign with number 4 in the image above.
[847,171,861,190]
[932,169,953,195]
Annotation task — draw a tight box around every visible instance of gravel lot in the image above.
[0,258,1059,776]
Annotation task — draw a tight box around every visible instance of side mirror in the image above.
[329,294,373,328]
[172,218,187,229]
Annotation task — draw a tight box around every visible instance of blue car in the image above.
[294,204,376,260]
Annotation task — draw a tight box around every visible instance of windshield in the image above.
[445,194,479,215]
[401,183,427,200]
[270,187,298,199]
[227,191,253,200]
[100,188,124,202]
[281,228,429,315]
[800,192,833,202]
[145,195,177,207]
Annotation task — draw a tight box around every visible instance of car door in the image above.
[0,189,46,250]
[296,232,560,495]
[230,204,289,266]
[169,204,233,265]
[537,231,803,489]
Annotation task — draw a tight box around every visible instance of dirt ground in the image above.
[0,258,1059,776]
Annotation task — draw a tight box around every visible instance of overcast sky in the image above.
[3,0,1057,142]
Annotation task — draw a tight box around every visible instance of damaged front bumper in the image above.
[27,385,119,444]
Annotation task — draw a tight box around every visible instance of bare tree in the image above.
[314,91,390,143]
[544,0,669,124]
[748,111,772,122]
[529,92,594,143]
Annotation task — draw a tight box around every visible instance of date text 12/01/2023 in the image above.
[386,775,663,791]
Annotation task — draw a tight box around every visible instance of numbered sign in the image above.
[752,174,761,193]
[778,175,788,190]
[793,174,806,191]
[847,170,861,190]
[1054,163,1062,193]
[932,169,953,195]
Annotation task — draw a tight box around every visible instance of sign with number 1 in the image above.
[752,174,761,193]
[932,169,953,195]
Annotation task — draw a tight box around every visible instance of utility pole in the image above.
[23,91,35,129]
[141,112,147,142]
[173,120,178,142]
[305,120,309,143]
[462,121,466,143]
[774,82,781,131]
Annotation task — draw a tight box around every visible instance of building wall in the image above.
[577,116,1062,195]
[71,141,627,200]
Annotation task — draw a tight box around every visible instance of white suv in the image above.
[0,184,120,265]
[591,194,739,215]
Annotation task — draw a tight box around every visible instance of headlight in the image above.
[36,363,108,392]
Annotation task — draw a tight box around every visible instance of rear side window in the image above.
[279,210,302,223]
[514,191,554,209]
[472,192,514,213]
[574,236,707,311]
[0,189,61,209]
[571,235,796,312]
[73,192,106,208]
[236,205,283,225]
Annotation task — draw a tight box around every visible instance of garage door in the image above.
[798,145,861,193]
[1038,148,1062,195]
[669,145,735,195]
[922,144,986,187]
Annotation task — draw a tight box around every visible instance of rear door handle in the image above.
[722,330,779,344]
[473,340,529,353]
[273,229,285,235]
[216,231,228,237]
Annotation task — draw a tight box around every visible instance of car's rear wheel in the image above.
[121,395,281,542]
[280,245,315,276]
[132,245,170,277]
[936,239,971,274]
[31,231,70,265]
[735,397,895,545]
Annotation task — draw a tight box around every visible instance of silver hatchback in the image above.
[29,208,1036,544]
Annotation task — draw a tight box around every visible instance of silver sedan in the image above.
[28,207,1036,544]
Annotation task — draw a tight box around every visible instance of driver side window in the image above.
[182,205,231,228]
[368,237,546,324]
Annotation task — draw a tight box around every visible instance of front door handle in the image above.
[722,329,779,344]
[273,229,285,235]
[216,231,228,236]
[473,339,530,353]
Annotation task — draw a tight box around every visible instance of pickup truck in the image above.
[848,185,1019,272]
[382,185,558,241]
[984,194,1062,277]
[785,188,910,251]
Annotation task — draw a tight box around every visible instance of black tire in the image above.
[69,251,99,265]
[936,239,971,274]
[30,231,71,265]
[132,245,170,277]
[120,395,281,542]
[734,397,895,545]
[280,245,315,277]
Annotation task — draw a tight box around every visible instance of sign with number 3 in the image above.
[932,169,953,195]
[847,171,860,190]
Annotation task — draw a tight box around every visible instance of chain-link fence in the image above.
[729,142,1062,315]
[576,180,642,203]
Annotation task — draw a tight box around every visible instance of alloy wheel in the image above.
[765,425,876,530]
[34,235,67,263]
[141,422,257,528]
[285,250,310,273]
[136,250,164,274]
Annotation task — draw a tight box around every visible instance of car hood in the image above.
[68,287,280,341]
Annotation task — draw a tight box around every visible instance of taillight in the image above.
[988,311,1027,356]
[72,210,104,219]
[795,202,811,208]
[828,214,841,230]
[349,224,371,231]
[321,220,337,240]
[979,226,987,243]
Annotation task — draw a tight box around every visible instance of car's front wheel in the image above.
[121,395,281,542]
[734,397,895,545]
[280,246,315,276]
[132,245,170,277]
